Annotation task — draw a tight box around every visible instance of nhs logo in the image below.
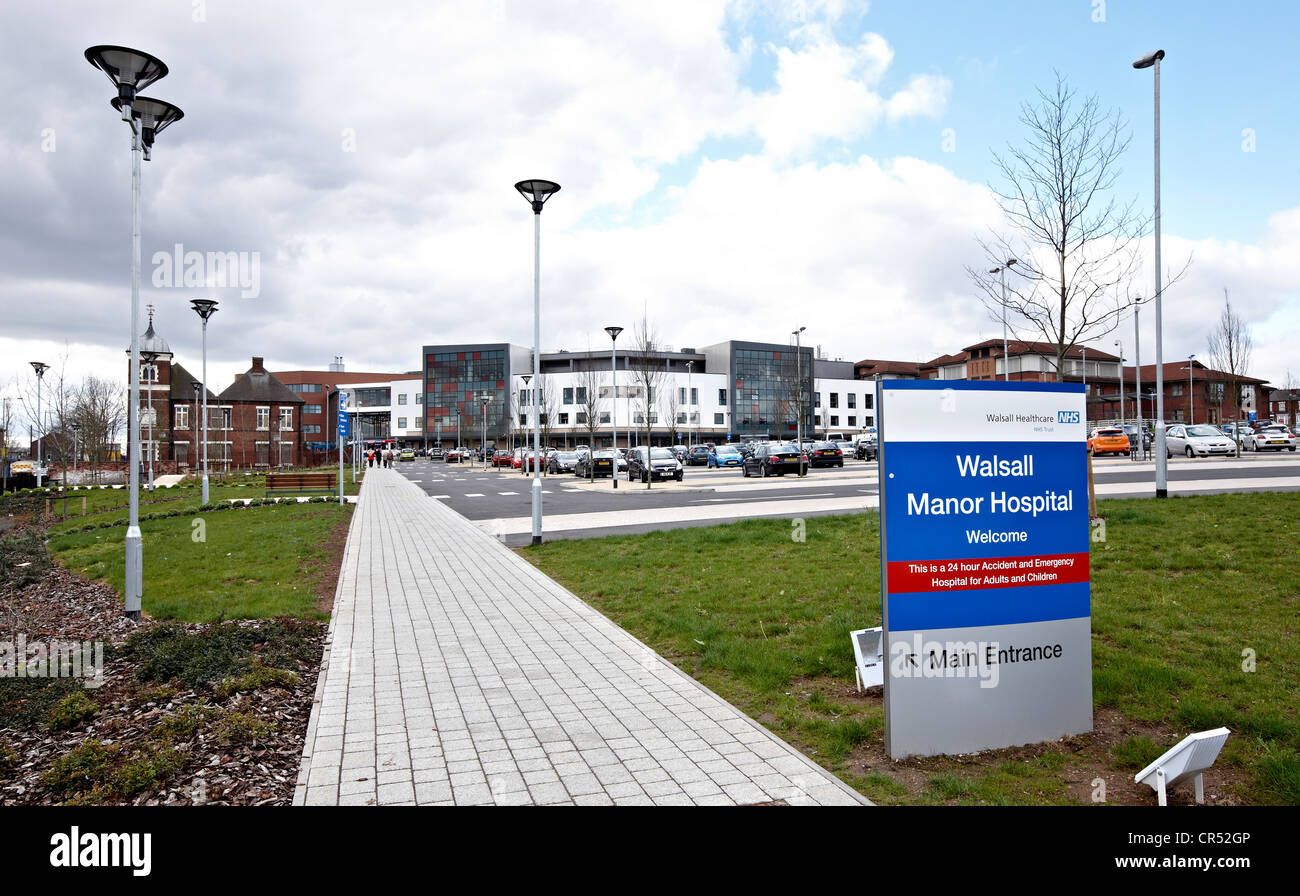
[1057,410,1081,424]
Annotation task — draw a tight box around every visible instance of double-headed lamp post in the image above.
[988,259,1017,381]
[1134,48,1168,497]
[793,326,806,475]
[605,327,622,490]
[86,45,183,619]
[30,362,49,487]
[190,299,218,504]
[515,179,561,546]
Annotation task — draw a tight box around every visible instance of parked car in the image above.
[398,448,415,462]
[686,445,710,466]
[446,446,468,463]
[575,449,617,478]
[429,447,444,460]
[1164,423,1238,458]
[547,451,581,474]
[519,450,546,472]
[671,444,689,463]
[742,441,804,477]
[808,441,844,468]
[707,445,743,468]
[835,440,857,458]
[1087,427,1131,457]
[1243,425,1296,452]
[854,438,877,461]
[627,446,684,482]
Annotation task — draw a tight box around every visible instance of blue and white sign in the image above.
[877,380,1092,758]
[337,411,349,438]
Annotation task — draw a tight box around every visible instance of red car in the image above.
[492,450,514,468]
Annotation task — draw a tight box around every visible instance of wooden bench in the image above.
[265,471,336,497]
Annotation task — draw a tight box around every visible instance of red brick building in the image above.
[269,360,410,451]
[215,357,306,468]
[1268,389,1298,427]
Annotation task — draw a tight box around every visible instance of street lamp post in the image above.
[191,380,199,471]
[87,45,183,618]
[1186,354,1196,424]
[605,327,622,490]
[520,374,531,476]
[1114,340,1125,429]
[29,362,48,487]
[1134,48,1168,497]
[793,326,806,476]
[480,394,491,472]
[190,299,218,504]
[686,360,693,452]
[72,422,81,476]
[1133,300,1144,462]
[515,179,560,547]
[989,259,1017,381]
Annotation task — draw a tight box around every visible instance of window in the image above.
[280,407,293,430]
[848,416,856,427]
[558,413,569,425]
[830,393,839,409]
[576,412,587,424]
[563,387,574,405]
[398,394,407,405]
[830,415,839,427]
[1172,384,1184,397]
[286,383,322,393]
[397,417,407,429]
[718,389,727,406]
[676,413,686,425]
[679,387,687,404]
[576,386,587,403]
[303,425,321,435]
[255,442,270,465]
[303,404,322,415]
[714,413,724,425]
[847,394,856,409]
[175,443,188,464]
[416,394,422,404]
[864,394,873,410]
[175,405,189,429]
[690,387,698,405]
[256,407,270,430]
[813,392,821,407]
[599,412,610,424]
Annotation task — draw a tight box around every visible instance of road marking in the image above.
[464,493,485,497]
[429,494,451,498]
[498,491,519,496]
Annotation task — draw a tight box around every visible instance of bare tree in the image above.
[968,74,1186,378]
[576,367,605,480]
[662,382,681,445]
[627,314,666,488]
[538,377,557,472]
[73,376,126,481]
[1206,288,1253,453]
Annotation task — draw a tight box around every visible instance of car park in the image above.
[1087,427,1131,457]
[1164,424,1238,458]
[808,440,844,468]
[854,438,877,461]
[547,451,581,473]
[575,449,617,478]
[627,446,684,482]
[835,440,856,458]
[707,445,743,467]
[742,441,804,477]
[1243,425,1297,452]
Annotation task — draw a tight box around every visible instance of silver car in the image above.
[1243,425,1297,452]
[1164,423,1237,458]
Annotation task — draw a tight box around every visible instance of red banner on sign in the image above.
[887,552,1090,594]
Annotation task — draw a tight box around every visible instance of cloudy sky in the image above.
[5,0,1299,420]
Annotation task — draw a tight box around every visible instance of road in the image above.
[392,451,1300,546]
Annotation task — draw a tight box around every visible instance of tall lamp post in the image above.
[520,374,531,476]
[685,360,693,452]
[605,326,622,490]
[87,45,182,618]
[1134,48,1168,497]
[1184,354,1196,424]
[793,326,806,475]
[190,299,218,504]
[480,393,492,472]
[989,259,1017,381]
[30,362,48,487]
[515,179,560,546]
[191,380,200,470]
[71,422,81,476]
[1132,299,1145,462]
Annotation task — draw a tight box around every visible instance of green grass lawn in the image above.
[524,492,1300,805]
[48,501,352,622]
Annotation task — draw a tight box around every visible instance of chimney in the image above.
[251,357,265,373]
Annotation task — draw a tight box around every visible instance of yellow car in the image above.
[1088,427,1130,457]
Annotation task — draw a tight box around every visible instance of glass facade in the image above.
[425,348,509,443]
[731,345,812,439]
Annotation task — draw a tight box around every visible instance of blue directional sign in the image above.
[337,411,349,438]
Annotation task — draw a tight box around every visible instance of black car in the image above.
[627,446,684,482]
[854,440,877,461]
[547,451,580,474]
[808,441,844,468]
[575,449,617,478]
[742,442,804,477]
[686,445,710,466]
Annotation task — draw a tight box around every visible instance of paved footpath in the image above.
[294,467,867,806]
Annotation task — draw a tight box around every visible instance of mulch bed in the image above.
[0,520,326,806]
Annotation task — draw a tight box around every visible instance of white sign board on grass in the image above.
[877,380,1093,758]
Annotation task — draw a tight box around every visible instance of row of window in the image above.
[815,392,873,410]
[170,406,293,430]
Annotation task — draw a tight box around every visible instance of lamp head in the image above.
[30,361,49,378]
[111,96,183,159]
[604,326,623,342]
[190,298,219,321]
[515,179,561,214]
[85,45,169,120]
[1133,49,1165,69]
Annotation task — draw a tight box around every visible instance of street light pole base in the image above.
[531,535,542,547]
[1156,488,1168,499]
[124,525,143,617]
[124,610,141,621]
[201,474,210,505]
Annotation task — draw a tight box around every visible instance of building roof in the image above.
[220,358,305,404]
[962,339,1121,362]
[854,358,924,377]
[1124,361,1269,385]
[169,362,216,402]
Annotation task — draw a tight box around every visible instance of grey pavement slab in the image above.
[294,467,868,806]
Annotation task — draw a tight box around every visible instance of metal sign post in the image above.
[338,392,349,506]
